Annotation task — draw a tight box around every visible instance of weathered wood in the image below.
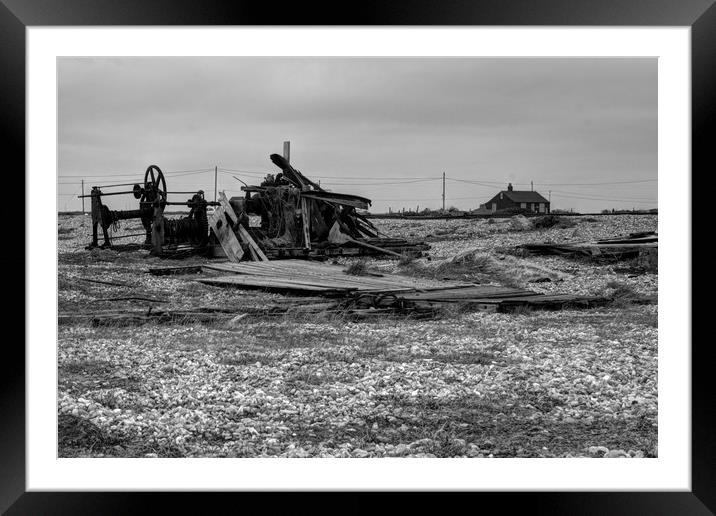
[200,260,447,290]
[236,225,269,261]
[198,271,420,294]
[151,202,165,255]
[208,206,244,262]
[76,277,131,287]
[217,191,238,225]
[148,265,203,276]
[300,197,312,250]
[328,221,403,258]
[198,275,353,294]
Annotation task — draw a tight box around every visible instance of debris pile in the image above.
[80,157,430,261]
[167,260,617,313]
[518,231,657,263]
[220,154,429,260]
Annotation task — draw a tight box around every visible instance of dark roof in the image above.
[501,190,549,203]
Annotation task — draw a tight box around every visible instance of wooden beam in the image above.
[151,201,165,255]
[236,225,269,261]
[208,206,244,262]
[301,197,311,250]
[217,191,238,225]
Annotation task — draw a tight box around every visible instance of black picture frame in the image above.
[2,1,709,513]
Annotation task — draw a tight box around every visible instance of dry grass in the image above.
[344,259,372,276]
[398,252,525,288]
[602,280,641,307]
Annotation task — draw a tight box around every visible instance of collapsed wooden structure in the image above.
[80,156,429,261]
[215,154,428,261]
[149,259,616,316]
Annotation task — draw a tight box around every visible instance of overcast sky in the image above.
[58,57,656,213]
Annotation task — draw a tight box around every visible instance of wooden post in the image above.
[283,141,290,163]
[442,172,445,212]
[151,200,165,255]
[214,166,218,203]
[81,179,85,214]
[301,197,311,250]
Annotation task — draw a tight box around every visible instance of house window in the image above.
[500,193,503,200]
[520,202,526,209]
[491,203,497,212]
[539,203,545,213]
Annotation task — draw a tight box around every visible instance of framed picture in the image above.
[4,0,709,512]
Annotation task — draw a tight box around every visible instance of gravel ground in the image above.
[57,213,657,458]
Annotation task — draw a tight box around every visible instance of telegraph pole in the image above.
[214,166,218,202]
[531,180,534,191]
[442,172,446,212]
[81,179,85,214]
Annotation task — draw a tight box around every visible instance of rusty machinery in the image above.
[80,165,218,255]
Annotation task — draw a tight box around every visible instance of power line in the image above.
[548,189,655,202]
[58,168,214,179]
[446,177,657,187]
[321,178,440,186]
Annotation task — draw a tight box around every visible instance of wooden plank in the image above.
[148,266,203,276]
[200,267,419,292]
[197,275,356,293]
[208,207,244,263]
[258,261,450,288]
[201,261,440,290]
[398,285,537,301]
[217,191,238,225]
[150,202,165,255]
[236,225,269,261]
[300,197,311,250]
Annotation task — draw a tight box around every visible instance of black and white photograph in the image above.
[55,56,659,460]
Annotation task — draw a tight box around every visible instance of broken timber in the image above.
[207,199,244,262]
[519,231,657,261]
[193,259,619,312]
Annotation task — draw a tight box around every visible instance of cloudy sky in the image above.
[58,57,656,213]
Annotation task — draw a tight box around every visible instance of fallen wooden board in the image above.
[208,204,244,262]
[397,285,538,301]
[236,225,269,261]
[203,263,417,288]
[262,245,428,260]
[197,275,361,294]
[198,274,419,294]
[200,260,466,291]
[148,265,204,276]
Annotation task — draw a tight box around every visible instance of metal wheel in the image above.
[142,165,167,205]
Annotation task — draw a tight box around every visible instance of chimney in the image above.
[507,183,514,192]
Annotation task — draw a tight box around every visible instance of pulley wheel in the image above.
[142,165,168,206]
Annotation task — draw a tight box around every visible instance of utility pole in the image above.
[214,166,218,202]
[531,180,534,192]
[81,179,85,214]
[283,141,290,163]
[442,172,446,212]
